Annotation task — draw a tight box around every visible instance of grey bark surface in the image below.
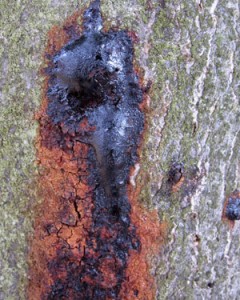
[0,0,239,299]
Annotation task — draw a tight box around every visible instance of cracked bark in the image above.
[0,0,239,299]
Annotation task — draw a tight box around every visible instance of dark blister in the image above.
[226,197,240,221]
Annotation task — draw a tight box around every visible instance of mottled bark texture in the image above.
[0,0,239,299]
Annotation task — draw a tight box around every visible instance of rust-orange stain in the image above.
[28,3,166,299]
[119,180,167,300]
[172,176,185,193]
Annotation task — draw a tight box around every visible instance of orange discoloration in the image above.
[119,172,167,300]
[46,11,82,56]
[172,176,185,193]
[28,12,93,300]
[28,129,93,299]
[119,90,167,299]
[28,5,167,299]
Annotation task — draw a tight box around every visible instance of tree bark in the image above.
[0,0,239,299]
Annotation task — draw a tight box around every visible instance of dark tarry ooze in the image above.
[45,0,144,299]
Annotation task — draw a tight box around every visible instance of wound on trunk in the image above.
[28,1,166,299]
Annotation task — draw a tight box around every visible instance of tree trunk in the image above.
[0,0,239,299]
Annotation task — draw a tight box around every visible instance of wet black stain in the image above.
[44,0,144,299]
[225,196,240,221]
[168,162,184,184]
